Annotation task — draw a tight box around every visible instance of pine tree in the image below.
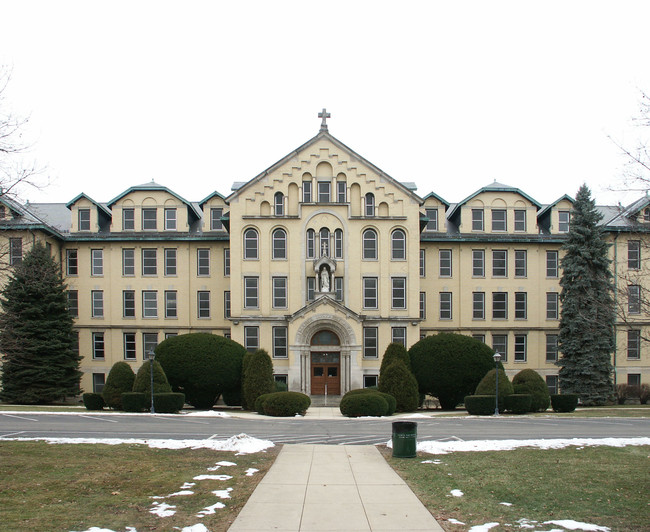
[0,243,81,403]
[557,185,615,405]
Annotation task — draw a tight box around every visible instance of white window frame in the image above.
[473,292,485,320]
[439,249,452,277]
[165,290,178,319]
[244,277,259,309]
[164,208,177,231]
[492,250,507,277]
[91,290,104,318]
[122,248,135,276]
[514,250,527,278]
[492,292,508,319]
[122,208,135,230]
[197,290,210,318]
[66,249,78,275]
[363,327,378,358]
[123,290,135,318]
[244,228,259,260]
[164,248,177,276]
[244,326,259,352]
[362,229,378,260]
[391,326,407,346]
[439,292,452,320]
[92,332,105,359]
[142,248,157,276]
[515,292,527,320]
[491,209,507,231]
[363,277,378,309]
[142,208,157,230]
[546,292,559,319]
[472,249,485,277]
[91,249,103,276]
[273,326,288,358]
[391,277,407,310]
[272,277,288,309]
[391,229,406,260]
[142,290,158,318]
[272,229,287,260]
[197,248,210,276]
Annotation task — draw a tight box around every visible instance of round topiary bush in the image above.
[380,342,411,373]
[475,368,514,397]
[254,393,274,414]
[155,333,246,409]
[379,360,419,412]
[409,333,495,410]
[504,394,533,414]
[153,392,186,413]
[82,393,104,411]
[464,395,496,415]
[102,362,136,410]
[133,360,172,395]
[551,394,579,413]
[512,369,551,412]
[260,392,311,417]
[242,349,275,412]
[121,392,146,412]
[340,392,388,417]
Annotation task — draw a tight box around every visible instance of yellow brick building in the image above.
[1,115,648,398]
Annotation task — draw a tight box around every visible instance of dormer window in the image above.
[425,208,438,231]
[0,205,5,219]
[514,210,526,232]
[142,208,157,230]
[558,210,570,233]
[123,208,135,230]
[492,209,507,231]
[471,209,484,231]
[164,208,177,230]
[78,209,91,231]
[210,208,223,230]
[644,208,650,222]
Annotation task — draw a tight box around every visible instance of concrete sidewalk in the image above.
[228,444,444,531]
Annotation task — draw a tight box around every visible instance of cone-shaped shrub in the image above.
[378,360,419,412]
[380,342,410,374]
[242,349,275,412]
[102,362,136,410]
[512,369,550,412]
[475,368,514,397]
[133,360,172,395]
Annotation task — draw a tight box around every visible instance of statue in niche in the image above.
[320,266,330,292]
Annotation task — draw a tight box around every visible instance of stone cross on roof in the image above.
[318,108,330,131]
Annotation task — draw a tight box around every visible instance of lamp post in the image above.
[147,348,155,414]
[493,352,501,416]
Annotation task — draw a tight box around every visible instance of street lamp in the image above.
[493,352,501,416]
[147,348,155,414]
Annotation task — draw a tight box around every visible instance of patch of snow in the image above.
[149,502,176,517]
[516,518,538,529]
[468,523,499,532]
[212,487,233,499]
[421,459,442,464]
[544,520,611,531]
[193,474,232,481]
[206,465,221,471]
[181,525,210,532]
[184,410,231,418]
[215,460,237,466]
[196,502,225,517]
[448,518,466,525]
[70,528,119,532]
[499,502,513,506]
[167,490,194,497]
[180,482,196,489]
[245,468,259,476]
[450,489,464,497]
[401,413,430,418]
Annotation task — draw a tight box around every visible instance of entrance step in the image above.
[309,394,342,407]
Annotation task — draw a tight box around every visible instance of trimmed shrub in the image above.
[640,384,650,405]
[133,360,172,395]
[410,333,495,410]
[504,394,533,414]
[155,333,246,409]
[341,388,395,415]
[464,395,497,416]
[153,393,185,413]
[82,393,104,411]
[222,388,243,407]
[260,392,311,417]
[380,342,410,373]
[242,349,275,412]
[121,392,146,412]
[551,394,579,413]
[254,393,274,414]
[274,380,288,392]
[475,368,514,397]
[102,362,135,410]
[378,360,419,412]
[512,369,551,412]
[340,393,388,417]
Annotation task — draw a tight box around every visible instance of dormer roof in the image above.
[107,182,201,218]
[448,181,542,219]
[65,192,112,218]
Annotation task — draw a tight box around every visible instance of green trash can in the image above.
[392,421,417,458]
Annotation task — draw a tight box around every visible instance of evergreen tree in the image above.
[242,349,275,411]
[133,360,172,395]
[558,185,615,405]
[0,243,81,403]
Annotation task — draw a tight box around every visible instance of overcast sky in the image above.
[2,1,650,207]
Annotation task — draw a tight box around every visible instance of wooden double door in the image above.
[311,352,340,395]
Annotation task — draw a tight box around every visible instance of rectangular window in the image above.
[143,333,158,359]
[492,334,508,362]
[363,277,378,309]
[546,250,559,278]
[492,209,507,231]
[66,249,78,275]
[420,249,426,277]
[514,250,527,278]
[91,290,104,318]
[122,248,135,276]
[627,330,641,360]
[273,326,288,358]
[515,292,527,319]
[165,290,178,318]
[164,248,177,276]
[391,277,407,309]
[363,375,378,388]
[439,292,452,320]
[318,181,331,202]
[123,290,135,318]
[558,210,570,233]
[492,250,507,277]
[244,326,259,352]
[224,291,231,318]
[471,209,484,231]
[334,277,343,302]
[439,249,452,277]
[546,334,559,362]
[337,181,346,202]
[420,292,426,319]
[91,249,103,276]
[92,373,105,393]
[363,327,378,358]
[492,292,508,319]
[67,290,78,317]
[307,277,315,302]
[142,290,158,318]
[546,375,559,395]
[164,208,177,230]
[142,248,157,276]
[197,248,210,276]
[472,249,485,277]
[272,277,287,308]
[425,208,438,231]
[628,285,641,314]
[124,333,136,360]
[473,334,486,344]
[92,333,105,359]
[628,240,641,270]
[547,292,559,319]
[210,207,223,230]
[165,332,178,340]
[197,291,210,318]
[392,327,406,346]
[628,374,641,387]
[303,181,312,202]
[78,208,91,231]
[514,334,527,362]
[223,248,230,276]
[244,277,259,309]
[142,208,157,230]
[473,292,485,319]
[514,209,526,232]
[122,208,135,230]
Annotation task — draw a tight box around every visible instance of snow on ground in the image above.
[181,525,210,532]
[196,502,226,517]
[499,502,513,506]
[447,518,466,525]
[215,460,237,466]
[544,520,610,531]
[450,489,464,497]
[468,523,499,531]
[149,502,176,517]
[183,410,231,418]
[212,487,233,499]
[245,468,259,476]
[193,474,232,481]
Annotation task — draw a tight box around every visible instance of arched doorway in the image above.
[310,330,340,395]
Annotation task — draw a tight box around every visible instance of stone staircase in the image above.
[309,395,342,407]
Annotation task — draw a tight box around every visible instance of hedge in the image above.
[121,392,147,412]
[102,362,135,410]
[475,368,513,397]
[82,393,104,411]
[133,360,172,395]
[341,388,396,416]
[258,392,311,417]
[340,393,388,417]
[551,394,579,412]
[153,393,186,413]
[464,395,499,415]
[504,394,532,414]
[254,393,274,414]
[512,369,550,412]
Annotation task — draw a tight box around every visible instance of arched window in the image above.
[391,229,406,260]
[365,193,375,217]
[306,229,315,259]
[319,228,330,256]
[244,228,259,259]
[272,228,287,259]
[334,229,343,258]
[362,229,377,260]
[274,192,284,216]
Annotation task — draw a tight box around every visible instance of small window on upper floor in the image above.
[306,229,315,259]
[492,209,506,231]
[362,229,377,260]
[558,210,570,233]
[425,208,438,231]
[391,229,406,260]
[365,193,375,217]
[303,181,312,203]
[164,208,177,231]
[318,181,331,203]
[78,208,91,231]
[514,210,526,232]
[274,192,284,216]
[272,228,287,259]
[0,205,5,219]
[244,228,259,259]
[644,208,650,222]
[337,181,347,203]
[471,209,484,231]
[122,208,135,230]
[210,207,223,230]
[142,208,157,230]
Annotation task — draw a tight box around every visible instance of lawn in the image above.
[0,440,279,531]
[383,445,650,532]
